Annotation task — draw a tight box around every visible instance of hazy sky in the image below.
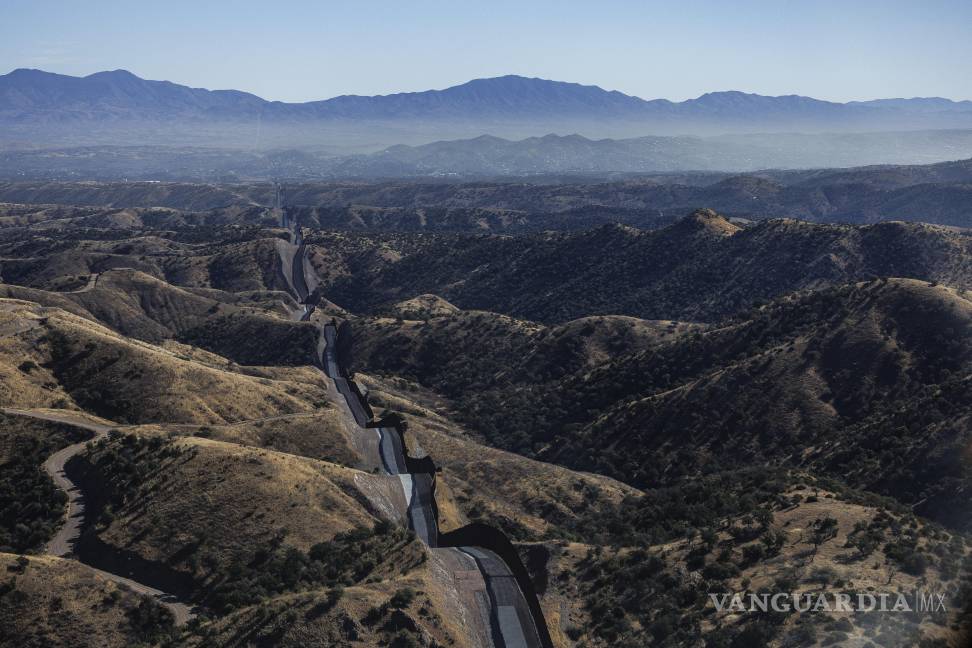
[3,0,971,102]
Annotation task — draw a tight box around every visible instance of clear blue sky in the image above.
[3,0,971,102]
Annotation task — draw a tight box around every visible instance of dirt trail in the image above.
[66,272,99,293]
[3,407,195,626]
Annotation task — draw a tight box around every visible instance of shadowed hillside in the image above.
[326,210,972,322]
[345,278,972,532]
[0,553,179,647]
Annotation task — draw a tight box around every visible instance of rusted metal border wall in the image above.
[438,523,555,648]
[334,321,554,648]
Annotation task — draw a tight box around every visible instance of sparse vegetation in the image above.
[350,278,972,534]
[209,523,415,613]
[0,202,970,647]
[0,415,88,553]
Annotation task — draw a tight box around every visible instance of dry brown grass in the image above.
[1,267,304,343]
[131,410,362,466]
[0,553,168,648]
[183,558,487,648]
[88,433,388,575]
[391,294,460,319]
[0,299,333,424]
[700,489,969,646]
[74,429,498,648]
[549,315,706,369]
[537,489,972,648]
[360,372,640,540]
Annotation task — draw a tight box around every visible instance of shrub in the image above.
[741,543,766,566]
[389,588,416,609]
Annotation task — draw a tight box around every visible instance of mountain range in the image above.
[4,69,972,150]
[328,130,972,176]
[4,130,972,181]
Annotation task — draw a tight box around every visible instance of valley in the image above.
[0,184,969,648]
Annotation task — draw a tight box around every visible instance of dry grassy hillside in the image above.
[0,269,224,341]
[0,553,178,648]
[130,411,364,467]
[74,432,395,577]
[68,430,483,648]
[534,479,972,648]
[1,202,970,647]
[0,232,292,294]
[344,307,691,391]
[344,279,972,534]
[180,571,485,648]
[0,299,330,424]
[0,268,317,365]
[351,364,972,648]
[360,372,641,543]
[390,294,460,319]
[155,238,289,293]
[555,279,972,506]
[0,203,187,230]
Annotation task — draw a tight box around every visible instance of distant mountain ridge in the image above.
[329,130,972,176]
[4,155,972,228]
[5,130,972,181]
[3,69,972,150]
[4,68,971,121]
[313,75,657,118]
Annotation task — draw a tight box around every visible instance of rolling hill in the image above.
[325,211,972,322]
[5,152,972,228]
[342,278,972,532]
[0,299,331,424]
[1,197,970,647]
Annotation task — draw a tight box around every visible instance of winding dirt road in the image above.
[4,407,195,625]
[65,272,100,293]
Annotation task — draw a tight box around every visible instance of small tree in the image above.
[808,517,839,560]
